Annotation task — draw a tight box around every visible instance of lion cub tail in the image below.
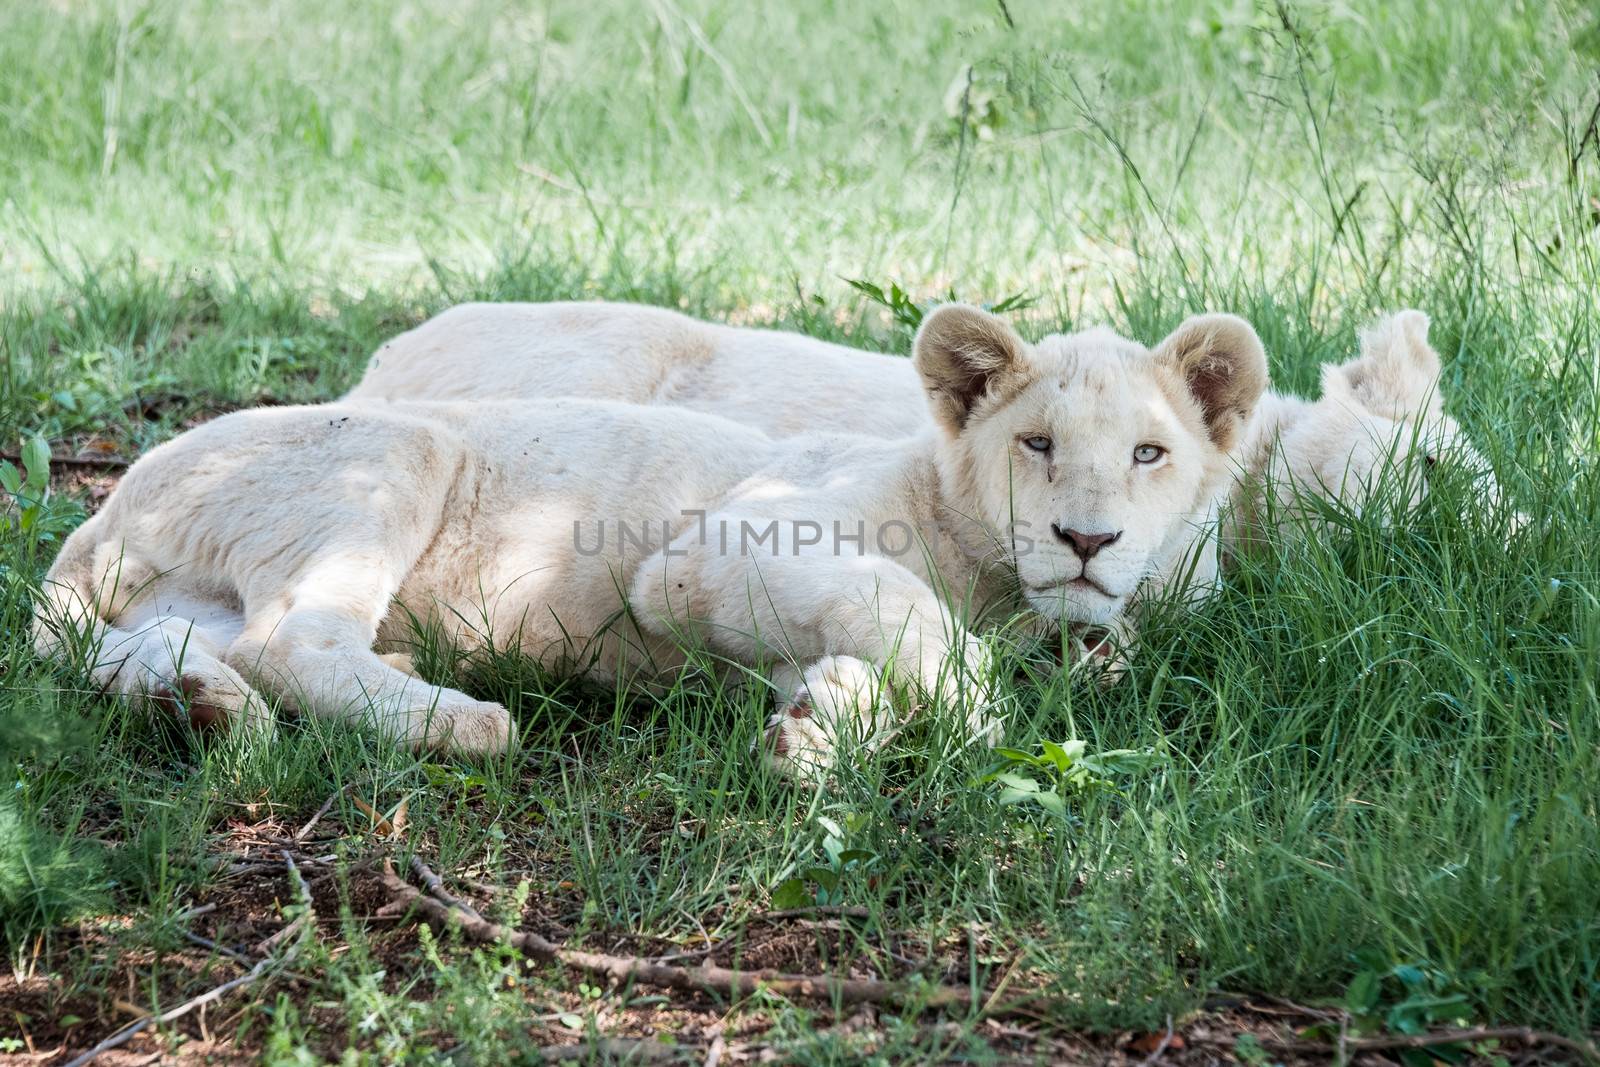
[31,511,125,666]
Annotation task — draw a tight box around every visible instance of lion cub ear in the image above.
[1152,313,1268,452]
[1327,309,1442,417]
[913,304,1033,434]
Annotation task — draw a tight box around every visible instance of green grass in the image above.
[3,0,1600,1060]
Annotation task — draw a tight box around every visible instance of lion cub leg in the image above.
[225,573,514,758]
[636,527,1006,777]
[77,616,269,735]
[763,656,896,780]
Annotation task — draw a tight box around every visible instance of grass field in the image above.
[3,0,1600,1062]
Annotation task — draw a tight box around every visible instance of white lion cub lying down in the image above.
[35,306,1267,771]
[351,303,1503,546]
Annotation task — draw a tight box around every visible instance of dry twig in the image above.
[381,858,977,1012]
[3,450,129,470]
[294,786,345,841]
[1137,1015,1176,1065]
[63,852,314,1067]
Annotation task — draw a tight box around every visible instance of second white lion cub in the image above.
[36,306,1267,773]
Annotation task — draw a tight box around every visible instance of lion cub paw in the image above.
[1066,624,1131,688]
[145,662,275,739]
[412,699,515,758]
[762,655,893,781]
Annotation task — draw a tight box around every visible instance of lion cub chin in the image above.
[35,305,1265,779]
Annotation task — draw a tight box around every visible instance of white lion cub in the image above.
[36,306,1266,774]
[1226,309,1510,548]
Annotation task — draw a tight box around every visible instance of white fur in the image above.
[1225,310,1515,550]
[350,303,1508,551]
[350,302,929,438]
[37,309,1265,776]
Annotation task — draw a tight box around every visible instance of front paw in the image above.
[1065,624,1131,688]
[143,663,274,738]
[761,655,892,780]
[412,698,515,758]
[965,709,1005,748]
[762,701,834,782]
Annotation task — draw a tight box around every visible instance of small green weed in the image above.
[844,277,1035,335]
[977,739,1162,817]
[1,438,80,550]
[1330,955,1485,1064]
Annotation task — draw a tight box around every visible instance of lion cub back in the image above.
[349,301,930,439]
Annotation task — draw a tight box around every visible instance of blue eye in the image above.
[1133,444,1165,464]
[1023,436,1052,453]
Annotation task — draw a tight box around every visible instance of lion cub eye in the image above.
[1022,435,1052,453]
[1133,444,1165,464]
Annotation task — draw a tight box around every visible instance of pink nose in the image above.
[1052,525,1122,560]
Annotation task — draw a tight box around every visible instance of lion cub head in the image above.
[1274,310,1507,524]
[914,304,1268,625]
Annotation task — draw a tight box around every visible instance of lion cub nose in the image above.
[1053,525,1122,560]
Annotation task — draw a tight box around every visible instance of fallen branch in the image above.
[381,859,975,1012]
[410,853,486,923]
[64,852,314,1067]
[1191,1025,1600,1065]
[2,450,129,470]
